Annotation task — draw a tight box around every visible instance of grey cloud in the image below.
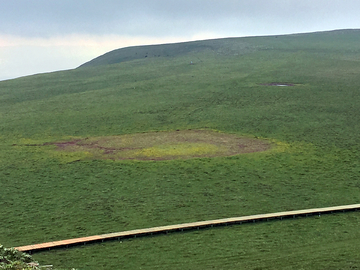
[1,0,360,38]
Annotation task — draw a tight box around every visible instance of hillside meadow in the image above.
[1,30,360,269]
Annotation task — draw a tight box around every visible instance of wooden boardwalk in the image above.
[15,203,360,253]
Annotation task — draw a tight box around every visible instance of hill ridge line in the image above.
[15,203,360,253]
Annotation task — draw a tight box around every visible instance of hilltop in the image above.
[79,38,255,67]
[80,29,360,68]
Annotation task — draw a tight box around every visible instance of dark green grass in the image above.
[1,30,360,269]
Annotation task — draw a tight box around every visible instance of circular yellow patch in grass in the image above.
[54,130,271,160]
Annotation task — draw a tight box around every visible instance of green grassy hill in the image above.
[1,29,360,269]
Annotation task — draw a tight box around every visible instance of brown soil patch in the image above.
[260,82,295,86]
[50,130,271,161]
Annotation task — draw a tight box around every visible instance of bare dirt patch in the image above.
[260,82,295,86]
[51,130,271,161]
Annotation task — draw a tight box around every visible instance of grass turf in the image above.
[1,29,360,269]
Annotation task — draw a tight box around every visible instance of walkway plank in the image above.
[15,203,360,253]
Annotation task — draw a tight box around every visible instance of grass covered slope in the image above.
[1,29,360,269]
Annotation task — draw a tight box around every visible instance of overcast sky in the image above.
[1,0,360,81]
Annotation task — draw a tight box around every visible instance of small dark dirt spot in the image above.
[260,82,295,86]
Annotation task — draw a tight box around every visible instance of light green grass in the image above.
[1,29,360,269]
